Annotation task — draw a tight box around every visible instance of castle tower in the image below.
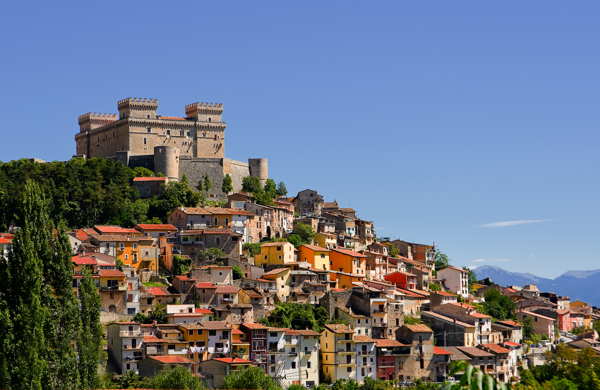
[185,102,226,159]
[154,146,180,181]
[117,97,158,119]
[249,158,269,186]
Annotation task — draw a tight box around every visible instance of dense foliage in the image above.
[223,366,281,390]
[259,303,329,332]
[0,180,102,389]
[287,223,315,247]
[241,176,288,206]
[0,158,206,229]
[480,288,516,320]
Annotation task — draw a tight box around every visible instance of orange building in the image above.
[298,244,331,271]
[330,248,367,276]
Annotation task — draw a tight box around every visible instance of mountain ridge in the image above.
[473,265,600,306]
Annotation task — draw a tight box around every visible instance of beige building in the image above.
[74,98,268,196]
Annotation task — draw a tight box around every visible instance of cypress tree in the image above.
[78,268,102,390]
[6,180,47,390]
[43,230,81,390]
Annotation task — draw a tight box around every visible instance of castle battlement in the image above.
[185,102,224,116]
[78,112,119,124]
[117,97,159,108]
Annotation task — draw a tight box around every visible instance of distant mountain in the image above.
[473,265,600,307]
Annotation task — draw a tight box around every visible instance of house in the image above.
[314,232,337,249]
[89,233,158,273]
[364,244,389,281]
[132,176,168,198]
[167,207,255,243]
[241,323,269,371]
[492,320,523,344]
[139,355,194,377]
[298,244,331,271]
[384,271,417,290]
[478,344,515,383]
[426,304,501,346]
[430,291,458,307]
[167,309,212,325]
[140,286,181,313]
[456,347,496,377]
[374,338,410,381]
[106,322,144,374]
[330,248,367,277]
[421,310,477,347]
[437,266,470,298]
[432,346,452,382]
[260,268,292,302]
[320,324,357,383]
[231,328,250,360]
[191,265,233,285]
[98,269,127,314]
[335,308,372,337]
[517,311,556,343]
[354,336,377,383]
[227,194,294,240]
[0,233,14,259]
[134,223,177,238]
[265,328,320,388]
[396,324,435,381]
[198,358,255,389]
[177,228,242,260]
[255,242,295,266]
[201,321,232,357]
[295,189,325,217]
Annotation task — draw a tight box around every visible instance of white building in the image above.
[354,336,376,383]
[107,322,144,374]
[437,266,470,298]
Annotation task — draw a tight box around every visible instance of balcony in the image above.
[101,285,127,292]
[336,349,356,354]
[123,345,142,351]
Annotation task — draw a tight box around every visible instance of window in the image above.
[167,130,171,135]
[291,362,296,369]
[347,367,352,373]
[147,127,151,133]
[307,361,311,368]
[143,138,147,145]
[209,330,216,336]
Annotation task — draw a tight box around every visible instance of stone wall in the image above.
[223,158,251,193]
[179,157,226,198]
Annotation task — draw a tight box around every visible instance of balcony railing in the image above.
[120,331,142,337]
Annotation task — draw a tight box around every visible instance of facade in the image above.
[107,322,144,374]
[256,242,296,266]
[298,244,331,271]
[320,324,357,383]
[437,266,470,298]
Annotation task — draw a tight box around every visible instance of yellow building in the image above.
[231,328,250,360]
[320,324,356,383]
[314,232,337,249]
[298,244,330,271]
[255,242,295,266]
[331,271,363,289]
[260,268,292,302]
[90,234,159,272]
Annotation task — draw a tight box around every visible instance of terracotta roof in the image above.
[481,344,511,354]
[332,248,367,258]
[242,322,268,330]
[135,224,177,231]
[496,320,521,327]
[434,346,452,355]
[242,289,262,298]
[261,268,290,278]
[212,358,253,364]
[324,324,353,334]
[301,244,330,252]
[195,282,217,289]
[133,176,168,182]
[177,207,254,216]
[435,291,457,297]
[146,287,171,296]
[374,339,407,348]
[285,329,320,336]
[0,237,13,244]
[215,285,239,294]
[457,346,494,358]
[200,321,230,330]
[503,341,520,347]
[403,324,432,333]
[232,328,244,335]
[261,242,292,247]
[144,335,164,343]
[72,255,97,265]
[150,355,193,364]
[94,225,140,234]
[520,310,555,321]
[470,312,491,319]
[175,275,191,281]
[98,269,125,278]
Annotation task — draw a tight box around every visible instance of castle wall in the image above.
[223,158,251,193]
[179,157,226,199]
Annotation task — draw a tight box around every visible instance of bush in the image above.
[223,366,281,390]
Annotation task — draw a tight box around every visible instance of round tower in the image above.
[154,146,180,181]
[248,158,269,186]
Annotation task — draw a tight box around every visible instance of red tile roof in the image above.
[135,224,177,231]
[435,291,457,297]
[177,207,254,216]
[146,287,171,296]
[150,355,193,364]
[175,275,191,281]
[98,269,125,278]
[133,176,168,182]
[285,329,321,336]
[94,225,140,234]
[215,285,239,294]
[241,322,268,330]
[470,312,491,319]
[434,346,452,355]
[374,339,408,348]
[195,282,217,289]
[261,268,290,278]
[213,358,253,364]
[195,308,212,314]
[324,324,353,334]
[497,320,521,327]
[503,341,520,347]
[301,244,330,252]
[332,248,367,258]
[71,255,97,265]
[403,324,432,333]
[481,344,511,354]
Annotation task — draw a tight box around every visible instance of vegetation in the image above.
[145,365,205,390]
[429,282,442,291]
[276,181,288,196]
[232,265,244,279]
[223,366,280,390]
[221,174,233,194]
[241,176,288,206]
[0,158,207,229]
[0,180,102,389]
[480,288,516,320]
[434,250,449,270]
[243,242,262,257]
[196,247,225,262]
[259,303,329,332]
[172,255,192,275]
[404,315,423,325]
[133,304,168,324]
[287,223,315,247]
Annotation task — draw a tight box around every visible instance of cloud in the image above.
[471,258,512,264]
[480,219,550,228]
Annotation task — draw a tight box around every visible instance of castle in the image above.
[74,98,268,197]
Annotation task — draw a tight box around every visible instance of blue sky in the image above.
[1,1,599,277]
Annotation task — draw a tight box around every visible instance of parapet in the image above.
[185,102,224,118]
[117,97,159,109]
[78,112,118,131]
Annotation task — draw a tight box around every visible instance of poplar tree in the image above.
[6,180,47,390]
[78,268,102,390]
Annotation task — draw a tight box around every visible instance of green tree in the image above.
[260,303,328,332]
[196,247,225,262]
[203,175,212,193]
[223,366,281,390]
[386,244,399,257]
[222,174,233,194]
[232,265,244,279]
[287,223,315,246]
[481,288,516,320]
[145,366,204,390]
[242,176,262,194]
[522,316,534,340]
[264,179,277,198]
[5,181,47,390]
[243,242,261,257]
[132,166,155,177]
[434,250,449,270]
[276,181,288,197]
[78,268,102,389]
[173,255,192,275]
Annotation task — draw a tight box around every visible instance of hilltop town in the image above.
[0,98,598,389]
